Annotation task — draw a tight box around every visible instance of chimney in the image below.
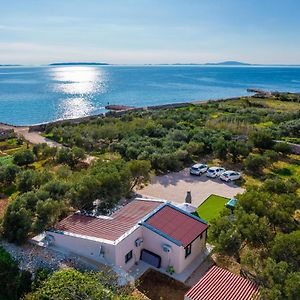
[185,191,192,204]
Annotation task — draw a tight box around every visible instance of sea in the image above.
[0,65,299,126]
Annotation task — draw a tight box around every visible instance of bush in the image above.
[227,140,251,163]
[56,147,85,168]
[244,154,269,175]
[2,204,32,244]
[212,137,228,160]
[0,246,32,299]
[274,142,292,155]
[250,129,275,150]
[264,150,280,162]
[263,178,299,194]
[0,164,19,187]
[16,169,45,193]
[24,269,125,300]
[13,149,35,166]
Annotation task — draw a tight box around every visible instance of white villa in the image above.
[42,198,209,278]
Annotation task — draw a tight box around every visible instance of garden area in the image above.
[194,194,230,223]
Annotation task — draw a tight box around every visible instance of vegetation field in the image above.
[0,155,13,166]
[0,93,299,300]
[194,194,230,223]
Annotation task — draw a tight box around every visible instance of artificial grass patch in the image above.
[194,194,230,223]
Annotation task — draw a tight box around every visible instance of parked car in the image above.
[220,171,241,182]
[206,167,225,178]
[190,163,208,176]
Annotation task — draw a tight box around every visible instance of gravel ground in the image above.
[137,168,245,207]
[0,239,96,274]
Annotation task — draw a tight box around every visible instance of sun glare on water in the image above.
[51,66,107,119]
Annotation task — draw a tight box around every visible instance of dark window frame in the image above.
[125,250,133,263]
[185,243,192,258]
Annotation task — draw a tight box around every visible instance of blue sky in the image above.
[1,0,300,64]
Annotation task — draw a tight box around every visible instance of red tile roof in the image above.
[185,266,260,300]
[54,199,162,242]
[144,204,208,247]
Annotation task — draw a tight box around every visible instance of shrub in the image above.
[264,150,280,162]
[250,129,275,150]
[274,142,292,155]
[13,149,35,166]
[244,154,269,175]
[0,246,32,299]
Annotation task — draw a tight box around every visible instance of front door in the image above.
[140,249,161,268]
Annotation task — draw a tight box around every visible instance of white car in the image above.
[206,167,225,178]
[220,171,241,182]
[190,163,208,176]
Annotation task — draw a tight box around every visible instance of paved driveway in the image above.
[137,168,244,207]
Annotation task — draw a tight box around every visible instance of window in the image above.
[125,250,133,263]
[185,244,192,258]
[199,233,203,240]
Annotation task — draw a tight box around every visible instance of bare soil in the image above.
[0,198,9,217]
[137,269,189,300]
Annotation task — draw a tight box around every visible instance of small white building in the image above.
[45,198,208,275]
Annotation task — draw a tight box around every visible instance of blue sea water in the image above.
[0,65,299,125]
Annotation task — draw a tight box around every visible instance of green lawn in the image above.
[194,194,230,223]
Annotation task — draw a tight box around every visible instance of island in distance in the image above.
[204,61,251,66]
[48,62,109,66]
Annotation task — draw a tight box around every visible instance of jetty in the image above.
[105,104,135,111]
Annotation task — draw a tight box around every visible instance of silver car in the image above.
[220,171,241,182]
[206,167,226,178]
[190,163,208,176]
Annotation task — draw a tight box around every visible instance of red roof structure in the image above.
[54,199,162,242]
[185,266,260,300]
[143,204,208,247]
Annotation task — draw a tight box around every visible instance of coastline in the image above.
[0,95,248,131]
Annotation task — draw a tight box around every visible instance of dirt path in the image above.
[15,127,63,147]
[1,124,96,164]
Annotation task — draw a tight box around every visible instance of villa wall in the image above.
[45,224,207,275]
[178,230,207,273]
[114,227,143,271]
[141,226,182,273]
[46,231,116,265]
[141,227,207,274]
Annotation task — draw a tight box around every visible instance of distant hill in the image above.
[205,61,251,66]
[0,64,22,66]
[145,61,252,66]
[49,62,109,66]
